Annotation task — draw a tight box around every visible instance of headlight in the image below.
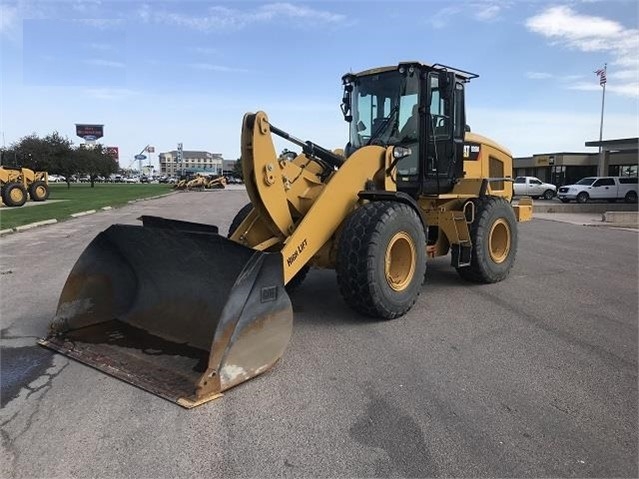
[393,146,412,160]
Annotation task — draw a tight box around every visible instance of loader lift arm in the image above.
[237,111,394,284]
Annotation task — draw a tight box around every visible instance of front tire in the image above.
[456,197,518,283]
[29,181,49,201]
[577,192,589,204]
[336,201,426,319]
[543,189,554,200]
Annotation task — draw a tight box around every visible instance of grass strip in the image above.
[0,183,173,230]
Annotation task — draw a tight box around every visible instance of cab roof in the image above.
[348,62,479,81]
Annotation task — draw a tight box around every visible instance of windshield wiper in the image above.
[366,104,399,146]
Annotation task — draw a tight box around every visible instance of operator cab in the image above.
[341,62,477,197]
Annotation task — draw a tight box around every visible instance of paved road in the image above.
[1,190,637,478]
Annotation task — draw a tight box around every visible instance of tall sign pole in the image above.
[595,64,607,176]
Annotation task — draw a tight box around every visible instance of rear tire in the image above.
[577,192,589,204]
[336,201,426,319]
[625,191,638,203]
[29,181,49,201]
[2,182,27,207]
[456,197,518,283]
[227,203,308,292]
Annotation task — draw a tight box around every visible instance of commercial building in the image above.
[159,150,224,177]
[513,137,638,186]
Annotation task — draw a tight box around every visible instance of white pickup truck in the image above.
[557,176,638,203]
[513,176,557,200]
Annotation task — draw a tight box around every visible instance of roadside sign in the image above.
[106,146,119,161]
[135,154,147,160]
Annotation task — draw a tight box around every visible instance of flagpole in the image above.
[598,63,607,175]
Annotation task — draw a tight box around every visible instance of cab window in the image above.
[593,178,615,187]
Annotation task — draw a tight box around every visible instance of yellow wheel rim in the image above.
[36,186,46,199]
[384,231,416,292]
[10,188,24,203]
[489,218,511,264]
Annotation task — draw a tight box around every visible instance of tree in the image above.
[11,132,73,173]
[233,158,243,179]
[73,144,118,187]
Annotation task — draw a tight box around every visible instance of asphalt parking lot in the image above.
[1,190,637,478]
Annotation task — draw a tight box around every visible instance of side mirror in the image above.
[341,84,353,122]
[465,124,471,132]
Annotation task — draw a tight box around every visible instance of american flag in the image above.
[594,67,607,86]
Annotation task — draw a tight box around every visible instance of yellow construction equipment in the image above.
[178,174,227,190]
[206,176,227,189]
[40,62,532,407]
[20,168,50,202]
[0,167,28,207]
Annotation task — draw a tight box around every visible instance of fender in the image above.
[357,190,428,235]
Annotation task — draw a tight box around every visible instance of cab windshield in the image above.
[349,71,420,149]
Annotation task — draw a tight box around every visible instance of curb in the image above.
[70,209,97,218]
[1,219,58,235]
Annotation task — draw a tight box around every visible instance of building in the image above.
[513,137,638,186]
[222,159,237,176]
[159,150,224,177]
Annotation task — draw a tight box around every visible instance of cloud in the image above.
[137,2,346,32]
[85,59,125,68]
[192,47,218,55]
[88,42,113,51]
[428,6,462,29]
[568,81,639,97]
[0,3,18,34]
[429,1,508,28]
[474,4,501,22]
[83,88,137,100]
[72,0,102,13]
[526,72,586,82]
[525,6,639,97]
[187,63,251,73]
[526,72,553,80]
[73,18,124,29]
[470,107,639,156]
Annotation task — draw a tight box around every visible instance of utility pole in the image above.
[595,64,607,176]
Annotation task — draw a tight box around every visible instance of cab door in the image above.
[528,178,543,196]
[590,178,615,199]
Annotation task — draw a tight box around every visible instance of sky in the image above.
[1,0,638,170]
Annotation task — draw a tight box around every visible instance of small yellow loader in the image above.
[40,62,532,407]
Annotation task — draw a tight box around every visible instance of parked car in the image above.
[48,174,66,183]
[557,176,638,203]
[513,176,557,200]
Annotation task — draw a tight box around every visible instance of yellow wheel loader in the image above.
[39,62,532,408]
[205,176,227,189]
[0,167,28,207]
[20,168,50,201]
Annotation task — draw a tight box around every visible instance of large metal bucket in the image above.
[39,216,293,408]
